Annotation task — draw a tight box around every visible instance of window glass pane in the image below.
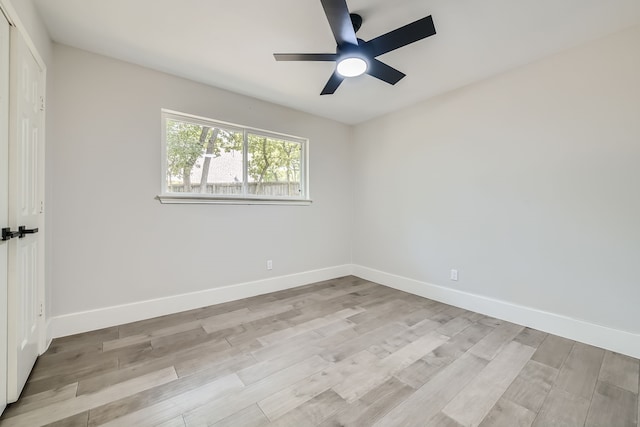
[247,133,303,197]
[166,118,243,194]
[161,110,309,202]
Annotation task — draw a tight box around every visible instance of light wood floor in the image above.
[1,276,638,426]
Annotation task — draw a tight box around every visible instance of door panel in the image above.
[0,9,9,416]
[6,24,42,403]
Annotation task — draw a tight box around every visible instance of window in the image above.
[159,110,309,204]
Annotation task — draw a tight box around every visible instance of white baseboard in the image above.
[43,318,53,353]
[352,265,640,359]
[50,263,640,359]
[51,264,353,338]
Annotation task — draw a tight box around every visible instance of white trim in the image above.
[352,265,640,359]
[161,109,308,143]
[51,264,352,338]
[0,0,46,70]
[156,194,312,205]
[44,318,52,350]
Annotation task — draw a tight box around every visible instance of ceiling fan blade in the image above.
[366,59,406,85]
[320,71,345,95]
[274,53,337,61]
[320,0,358,46]
[364,15,436,57]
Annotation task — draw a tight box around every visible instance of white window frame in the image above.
[158,109,311,205]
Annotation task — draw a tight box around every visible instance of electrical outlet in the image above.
[267,260,273,270]
[450,269,458,281]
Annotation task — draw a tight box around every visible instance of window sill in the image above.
[156,194,313,206]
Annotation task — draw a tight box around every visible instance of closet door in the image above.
[6,23,44,403]
[0,9,10,415]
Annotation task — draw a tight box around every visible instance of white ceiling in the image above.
[34,0,640,124]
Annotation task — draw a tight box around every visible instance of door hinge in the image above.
[40,200,44,213]
[39,303,44,317]
[40,96,45,112]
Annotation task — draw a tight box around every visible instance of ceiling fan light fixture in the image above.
[336,57,367,77]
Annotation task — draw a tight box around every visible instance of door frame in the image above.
[0,0,48,355]
[0,4,9,416]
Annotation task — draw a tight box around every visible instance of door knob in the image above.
[18,226,38,238]
[2,227,19,241]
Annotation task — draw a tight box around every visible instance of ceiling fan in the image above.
[274,0,436,95]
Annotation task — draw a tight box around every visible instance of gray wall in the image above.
[50,44,352,316]
[352,26,640,333]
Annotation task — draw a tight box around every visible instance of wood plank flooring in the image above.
[1,276,638,426]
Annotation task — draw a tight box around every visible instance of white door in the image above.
[6,25,44,403]
[0,9,10,416]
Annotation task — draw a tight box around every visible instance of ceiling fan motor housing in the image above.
[350,13,363,33]
[337,41,369,64]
